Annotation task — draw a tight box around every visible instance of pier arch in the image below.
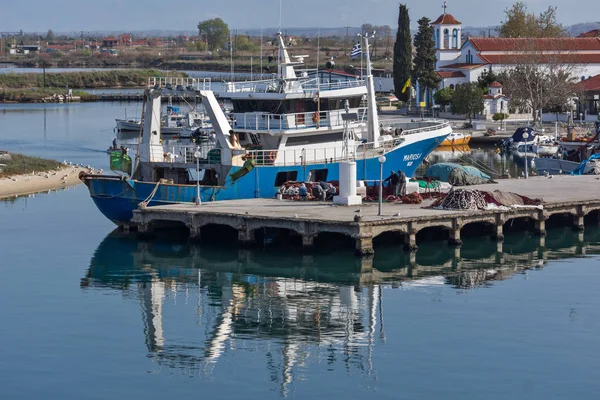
[199,223,239,244]
[503,217,536,233]
[416,225,451,243]
[253,227,302,247]
[313,231,355,250]
[461,221,496,238]
[373,230,406,248]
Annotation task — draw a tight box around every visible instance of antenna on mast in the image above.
[278,0,283,33]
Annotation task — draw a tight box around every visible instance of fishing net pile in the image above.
[432,188,542,211]
[364,184,423,203]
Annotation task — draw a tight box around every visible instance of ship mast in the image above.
[362,33,380,146]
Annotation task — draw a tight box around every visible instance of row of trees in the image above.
[393,4,439,103]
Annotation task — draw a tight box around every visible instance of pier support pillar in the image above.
[448,228,462,247]
[188,225,202,244]
[408,263,418,278]
[136,222,154,240]
[534,220,546,236]
[359,256,374,274]
[492,224,504,242]
[238,227,256,248]
[355,236,374,257]
[405,233,418,252]
[302,235,314,250]
[573,214,585,231]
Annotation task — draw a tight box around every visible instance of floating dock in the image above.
[131,175,600,256]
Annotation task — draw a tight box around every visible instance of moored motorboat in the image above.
[439,131,471,147]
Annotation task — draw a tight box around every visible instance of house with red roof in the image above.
[101,37,119,48]
[579,74,600,117]
[431,9,600,90]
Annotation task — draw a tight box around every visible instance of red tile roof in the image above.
[440,63,487,70]
[579,30,600,38]
[436,71,466,78]
[432,13,461,25]
[469,37,600,51]
[478,53,600,64]
[489,81,503,87]
[580,74,600,91]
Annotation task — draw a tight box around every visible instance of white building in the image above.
[431,11,600,89]
[483,81,509,118]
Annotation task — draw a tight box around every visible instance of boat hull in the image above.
[533,158,593,175]
[83,133,446,225]
[440,135,471,147]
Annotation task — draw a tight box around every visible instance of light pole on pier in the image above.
[378,155,386,216]
[522,132,529,179]
[194,148,202,205]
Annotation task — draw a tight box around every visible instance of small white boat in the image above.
[115,119,141,131]
[516,143,558,157]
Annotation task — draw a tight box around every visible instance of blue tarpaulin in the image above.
[570,153,600,175]
[425,163,491,182]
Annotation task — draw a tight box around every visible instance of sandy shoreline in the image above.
[0,166,89,199]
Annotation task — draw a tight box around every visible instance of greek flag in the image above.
[351,42,362,58]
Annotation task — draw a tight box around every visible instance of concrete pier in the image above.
[131,175,600,256]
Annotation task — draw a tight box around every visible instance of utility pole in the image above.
[345,26,349,57]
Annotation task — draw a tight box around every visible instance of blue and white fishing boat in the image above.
[81,34,452,226]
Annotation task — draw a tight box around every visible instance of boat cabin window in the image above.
[274,171,298,186]
[156,167,190,184]
[286,132,343,146]
[308,169,328,182]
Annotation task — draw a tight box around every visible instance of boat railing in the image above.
[241,120,450,166]
[385,119,451,136]
[147,77,212,91]
[232,108,368,132]
[166,143,222,165]
[222,77,366,94]
[243,137,402,167]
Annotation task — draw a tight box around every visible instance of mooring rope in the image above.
[138,180,162,208]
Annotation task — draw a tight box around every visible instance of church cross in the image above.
[442,1,448,14]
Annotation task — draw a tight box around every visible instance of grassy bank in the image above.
[0,87,97,103]
[0,154,62,178]
[0,69,183,89]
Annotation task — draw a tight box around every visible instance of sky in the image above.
[1,0,598,33]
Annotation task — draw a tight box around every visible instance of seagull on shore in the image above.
[294,213,299,218]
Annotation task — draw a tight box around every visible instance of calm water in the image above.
[1,103,600,399]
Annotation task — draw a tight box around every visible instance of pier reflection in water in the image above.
[82,226,600,394]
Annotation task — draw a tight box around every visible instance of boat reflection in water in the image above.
[82,226,600,393]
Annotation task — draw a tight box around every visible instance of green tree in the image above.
[477,66,499,90]
[46,29,55,42]
[499,2,565,38]
[433,87,454,107]
[197,18,229,51]
[393,4,412,102]
[451,83,484,122]
[412,17,440,106]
